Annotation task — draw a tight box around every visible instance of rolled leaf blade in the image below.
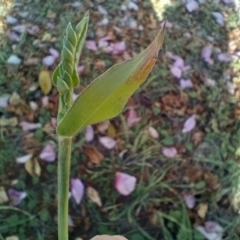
[57,26,165,136]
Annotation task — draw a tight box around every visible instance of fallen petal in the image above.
[0,96,9,108]
[186,1,199,12]
[98,38,109,48]
[180,79,193,89]
[195,226,222,240]
[8,189,27,206]
[148,126,159,139]
[128,1,139,11]
[98,5,107,15]
[115,172,137,196]
[182,115,196,133]
[42,55,55,66]
[183,193,196,209]
[162,147,177,158]
[212,12,224,26]
[39,144,56,162]
[20,121,41,131]
[12,24,27,33]
[218,53,233,62]
[68,215,75,227]
[99,136,116,149]
[205,222,223,233]
[112,42,126,54]
[86,40,98,51]
[7,55,22,65]
[201,45,213,62]
[49,48,60,59]
[16,154,33,164]
[126,108,141,128]
[173,56,185,69]
[71,178,84,204]
[7,31,20,42]
[85,125,94,142]
[170,65,182,78]
[77,65,85,74]
[6,15,18,25]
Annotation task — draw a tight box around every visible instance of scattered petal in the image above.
[7,31,20,42]
[49,48,60,59]
[99,136,116,149]
[68,215,75,227]
[186,1,199,12]
[6,15,18,25]
[212,12,224,26]
[98,37,109,48]
[16,154,32,164]
[40,144,56,162]
[183,194,196,209]
[182,115,196,133]
[173,56,185,69]
[180,79,193,89]
[205,221,223,233]
[18,11,29,18]
[126,108,141,128]
[7,55,22,65]
[27,25,40,35]
[218,53,233,62]
[87,187,102,207]
[8,189,27,206]
[70,1,82,7]
[195,226,222,240]
[20,121,41,131]
[91,236,128,240]
[128,1,139,11]
[42,55,55,66]
[77,65,85,75]
[0,96,9,108]
[148,126,159,139]
[201,45,213,63]
[115,172,137,196]
[25,158,41,177]
[86,40,98,51]
[41,96,49,106]
[162,147,177,158]
[97,17,109,26]
[160,21,172,28]
[170,65,182,78]
[71,178,84,204]
[98,6,107,15]
[112,42,126,54]
[85,125,94,142]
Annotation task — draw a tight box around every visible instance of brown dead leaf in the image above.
[38,70,52,94]
[204,172,220,190]
[82,147,104,165]
[0,187,9,204]
[192,131,204,146]
[197,203,208,218]
[87,187,102,207]
[91,236,128,240]
[25,158,41,177]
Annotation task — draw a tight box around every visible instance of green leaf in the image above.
[72,68,80,87]
[57,26,165,136]
[52,64,60,85]
[194,181,206,190]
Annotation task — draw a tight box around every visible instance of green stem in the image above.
[58,136,72,240]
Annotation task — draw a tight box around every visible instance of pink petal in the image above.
[8,188,27,206]
[99,136,116,149]
[98,38,109,48]
[218,53,233,62]
[222,0,234,3]
[51,118,57,129]
[182,65,192,71]
[8,31,20,42]
[115,172,137,196]
[180,79,193,89]
[195,226,222,240]
[173,56,185,69]
[170,65,182,78]
[182,115,196,133]
[205,222,223,233]
[183,194,196,209]
[186,1,199,12]
[20,121,41,131]
[98,5,107,15]
[201,45,213,62]
[77,65,85,74]
[112,41,126,54]
[71,178,84,204]
[42,55,55,66]
[12,24,27,33]
[40,144,56,162]
[41,96,49,106]
[26,25,40,35]
[68,215,74,227]
[148,126,159,139]
[162,147,177,158]
[126,108,141,128]
[85,125,94,142]
[86,40,98,51]
[49,48,60,59]
[212,12,224,26]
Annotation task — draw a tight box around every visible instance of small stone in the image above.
[6,15,18,24]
